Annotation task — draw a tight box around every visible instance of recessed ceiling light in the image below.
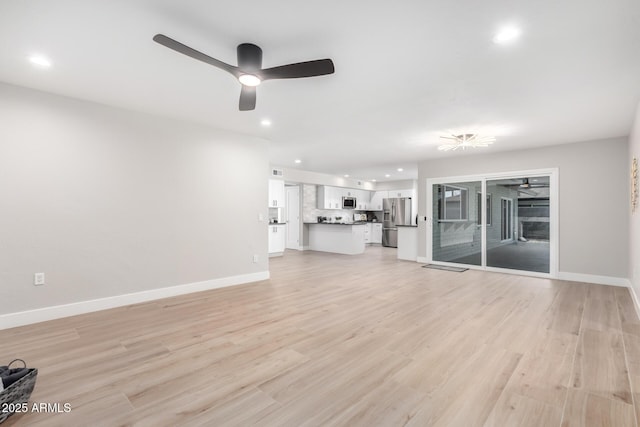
[29,55,52,68]
[239,74,261,86]
[344,174,350,178]
[294,159,301,164]
[493,26,521,44]
[385,174,391,178]
[372,179,377,182]
[261,119,271,126]
[397,168,404,172]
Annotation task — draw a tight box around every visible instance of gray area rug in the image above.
[422,264,468,272]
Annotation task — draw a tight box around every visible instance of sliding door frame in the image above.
[426,168,559,279]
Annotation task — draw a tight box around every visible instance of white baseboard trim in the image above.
[0,271,270,330]
[557,272,631,288]
[416,256,428,263]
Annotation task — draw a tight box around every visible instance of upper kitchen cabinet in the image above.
[356,189,371,210]
[317,185,341,209]
[370,189,416,212]
[343,188,356,197]
[388,189,413,198]
[269,179,285,208]
[369,191,387,211]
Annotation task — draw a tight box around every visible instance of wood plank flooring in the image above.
[1,246,639,426]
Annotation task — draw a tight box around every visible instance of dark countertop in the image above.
[268,222,286,225]
[397,224,418,227]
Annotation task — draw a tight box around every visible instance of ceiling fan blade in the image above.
[239,86,256,111]
[260,59,335,80]
[153,34,240,78]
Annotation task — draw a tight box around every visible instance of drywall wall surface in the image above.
[0,83,269,315]
[417,137,629,278]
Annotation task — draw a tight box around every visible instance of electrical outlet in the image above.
[258,213,264,222]
[253,255,259,263]
[34,272,45,286]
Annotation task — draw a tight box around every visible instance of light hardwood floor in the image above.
[2,246,640,426]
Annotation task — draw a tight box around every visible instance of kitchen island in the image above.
[305,222,366,255]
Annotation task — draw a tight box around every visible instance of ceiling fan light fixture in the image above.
[493,26,521,44]
[238,74,261,86]
[438,133,496,151]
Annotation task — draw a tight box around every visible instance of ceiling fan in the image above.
[502,178,549,189]
[153,34,335,111]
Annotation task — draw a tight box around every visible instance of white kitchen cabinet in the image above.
[342,189,371,210]
[388,189,413,199]
[268,179,285,208]
[268,224,286,256]
[364,223,382,244]
[371,223,383,244]
[317,185,342,209]
[369,191,387,211]
[317,186,374,210]
[356,190,371,210]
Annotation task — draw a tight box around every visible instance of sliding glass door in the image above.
[429,171,555,276]
[486,176,550,273]
[432,180,482,266]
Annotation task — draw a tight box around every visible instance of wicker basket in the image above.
[0,368,38,424]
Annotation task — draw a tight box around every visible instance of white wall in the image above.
[630,102,640,298]
[0,83,269,319]
[417,137,629,280]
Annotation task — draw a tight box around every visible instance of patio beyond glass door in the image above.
[432,181,482,266]
[429,172,553,276]
[485,176,550,273]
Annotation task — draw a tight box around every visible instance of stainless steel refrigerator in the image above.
[382,198,412,247]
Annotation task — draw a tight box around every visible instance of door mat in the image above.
[422,264,468,272]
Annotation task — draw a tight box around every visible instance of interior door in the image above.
[285,186,300,249]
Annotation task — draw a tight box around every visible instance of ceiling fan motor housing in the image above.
[237,43,262,72]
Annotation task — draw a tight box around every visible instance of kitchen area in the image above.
[268,171,419,261]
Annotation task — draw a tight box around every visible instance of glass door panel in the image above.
[485,176,550,273]
[432,181,482,266]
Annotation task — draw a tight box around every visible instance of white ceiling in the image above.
[1,0,639,182]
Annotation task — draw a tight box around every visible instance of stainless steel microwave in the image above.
[342,197,356,209]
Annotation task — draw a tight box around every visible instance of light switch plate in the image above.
[34,272,45,286]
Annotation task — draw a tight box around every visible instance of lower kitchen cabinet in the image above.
[365,223,383,244]
[371,223,383,244]
[268,224,286,256]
